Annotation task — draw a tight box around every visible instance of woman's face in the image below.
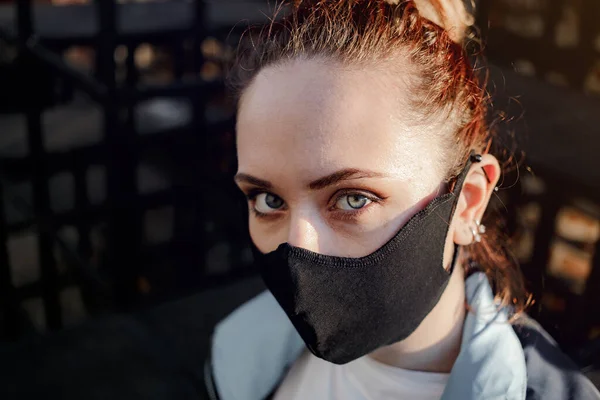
[235,58,457,258]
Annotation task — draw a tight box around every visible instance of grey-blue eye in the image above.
[254,193,284,214]
[336,194,371,210]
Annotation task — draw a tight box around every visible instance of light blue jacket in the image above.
[206,272,600,400]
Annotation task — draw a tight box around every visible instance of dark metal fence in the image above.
[1,1,599,365]
[0,0,267,339]
[482,0,600,92]
[478,0,600,355]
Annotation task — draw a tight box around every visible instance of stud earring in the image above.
[475,219,486,234]
[471,220,486,243]
[471,154,483,163]
[470,226,482,243]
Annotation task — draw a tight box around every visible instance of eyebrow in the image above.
[234,168,387,191]
[234,173,273,190]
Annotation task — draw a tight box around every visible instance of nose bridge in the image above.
[287,209,321,253]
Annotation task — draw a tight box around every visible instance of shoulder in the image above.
[512,315,600,400]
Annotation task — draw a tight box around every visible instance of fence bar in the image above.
[193,0,205,74]
[475,0,491,41]
[16,0,33,40]
[119,80,222,103]
[0,15,13,315]
[0,117,234,178]
[16,0,62,330]
[577,0,600,88]
[0,25,107,103]
[527,191,561,313]
[171,0,208,288]
[578,240,600,343]
[27,108,62,330]
[73,162,92,269]
[172,39,186,81]
[25,41,108,104]
[95,0,141,310]
[122,41,142,306]
[0,181,20,339]
[125,43,139,88]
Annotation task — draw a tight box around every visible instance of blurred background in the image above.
[0,0,598,398]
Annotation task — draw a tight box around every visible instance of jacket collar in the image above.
[210,272,526,400]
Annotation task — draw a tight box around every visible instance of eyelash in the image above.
[244,189,384,221]
[245,189,282,220]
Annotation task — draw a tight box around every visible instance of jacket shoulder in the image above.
[513,316,600,400]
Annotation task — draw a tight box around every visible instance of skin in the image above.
[235,57,500,373]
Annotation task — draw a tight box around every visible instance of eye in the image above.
[254,193,284,214]
[335,194,372,211]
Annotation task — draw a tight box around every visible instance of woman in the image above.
[205,1,600,399]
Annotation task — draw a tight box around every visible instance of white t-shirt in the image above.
[274,350,450,400]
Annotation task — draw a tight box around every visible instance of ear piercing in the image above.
[470,154,483,163]
[471,220,486,243]
[476,220,486,233]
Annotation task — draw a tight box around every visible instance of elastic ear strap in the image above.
[451,151,479,193]
[447,151,481,273]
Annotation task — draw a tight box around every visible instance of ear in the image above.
[413,0,475,43]
[452,154,501,246]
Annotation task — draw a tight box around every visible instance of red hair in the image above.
[228,0,528,314]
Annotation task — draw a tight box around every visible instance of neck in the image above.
[369,260,466,373]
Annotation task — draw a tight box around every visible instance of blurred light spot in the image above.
[114,45,129,65]
[135,43,155,70]
[505,14,544,38]
[201,62,222,81]
[8,232,40,287]
[138,276,152,295]
[202,37,223,58]
[513,59,536,77]
[545,71,569,87]
[555,207,600,244]
[555,6,579,48]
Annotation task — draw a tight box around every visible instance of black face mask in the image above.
[253,154,479,365]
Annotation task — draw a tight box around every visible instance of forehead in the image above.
[236,58,444,190]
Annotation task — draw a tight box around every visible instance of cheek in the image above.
[248,218,286,254]
[248,209,407,258]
